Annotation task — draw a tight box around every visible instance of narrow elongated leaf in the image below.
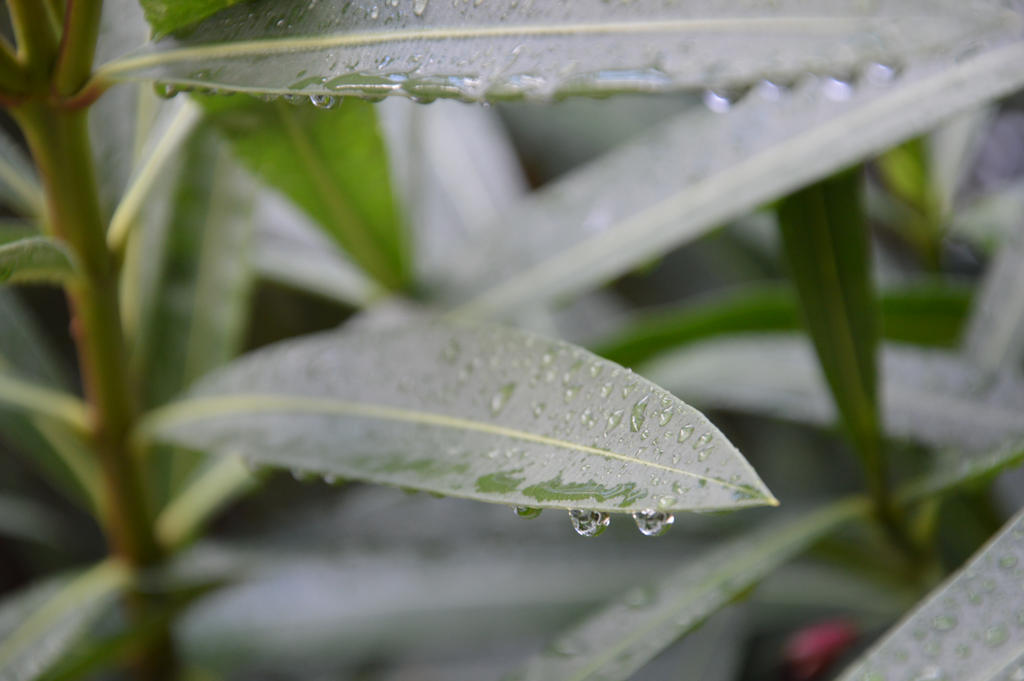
[835,506,1024,681]
[442,38,1024,316]
[0,236,75,286]
[142,320,776,513]
[643,334,1024,451]
[0,493,70,549]
[0,131,43,218]
[511,498,867,681]
[777,170,885,493]
[0,561,130,681]
[95,0,1018,102]
[201,95,409,291]
[130,125,255,409]
[963,220,1024,377]
[593,283,971,368]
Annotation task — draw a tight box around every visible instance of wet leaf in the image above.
[441,38,1024,316]
[139,0,246,36]
[141,319,776,513]
[0,561,130,681]
[835,506,1024,681]
[96,0,1017,102]
[0,236,75,286]
[510,498,867,681]
[644,334,1024,452]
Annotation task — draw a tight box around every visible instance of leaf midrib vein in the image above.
[143,393,769,496]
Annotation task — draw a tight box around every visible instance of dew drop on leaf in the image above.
[310,94,338,109]
[490,382,516,415]
[569,509,610,537]
[514,506,542,519]
[677,424,694,443]
[632,509,675,537]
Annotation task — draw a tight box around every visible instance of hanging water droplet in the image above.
[568,509,610,537]
[632,509,675,537]
[154,82,179,99]
[310,94,338,109]
[413,0,428,15]
[630,396,649,432]
[822,76,853,102]
[677,424,694,443]
[514,506,542,519]
[291,469,316,482]
[702,89,732,113]
[490,382,516,415]
[606,409,624,433]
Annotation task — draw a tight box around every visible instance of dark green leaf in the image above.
[142,319,776,513]
[593,283,971,368]
[201,95,409,291]
[777,170,885,494]
[138,0,246,37]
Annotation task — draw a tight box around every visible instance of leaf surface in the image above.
[0,131,43,218]
[139,0,246,36]
[0,561,130,681]
[97,0,1017,102]
[143,320,775,513]
[835,506,1024,681]
[0,236,75,286]
[441,38,1024,316]
[644,334,1024,452]
[510,499,866,681]
[201,95,409,291]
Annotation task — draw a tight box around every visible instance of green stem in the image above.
[5,0,60,77]
[54,0,104,95]
[0,38,27,93]
[14,103,159,568]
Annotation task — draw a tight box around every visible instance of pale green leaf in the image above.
[95,0,1018,102]
[443,38,1024,317]
[0,493,70,549]
[201,95,410,291]
[139,0,246,37]
[963,222,1024,378]
[142,320,776,513]
[0,561,130,681]
[0,236,75,286]
[835,506,1024,681]
[643,334,1024,451]
[510,498,867,681]
[0,130,43,219]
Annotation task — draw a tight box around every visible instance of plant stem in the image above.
[54,0,105,95]
[14,103,161,568]
[6,0,60,76]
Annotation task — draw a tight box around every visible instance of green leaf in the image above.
[0,129,44,218]
[0,493,71,549]
[95,0,1018,102]
[138,0,246,37]
[592,283,971,368]
[643,334,1024,452]
[441,37,1024,316]
[0,236,75,286]
[0,561,130,681]
[129,124,255,409]
[963,223,1024,378]
[141,319,776,513]
[201,95,409,291]
[777,170,885,495]
[835,505,1024,681]
[510,498,867,681]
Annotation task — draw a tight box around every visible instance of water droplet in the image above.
[623,584,656,608]
[632,509,675,537]
[984,625,1008,647]
[490,382,516,415]
[580,408,597,428]
[911,667,944,681]
[656,495,676,510]
[514,506,542,519]
[606,409,624,433]
[863,62,897,87]
[702,89,732,113]
[530,401,546,418]
[954,643,970,659]
[822,76,853,101]
[323,474,343,485]
[370,5,379,18]
[310,94,338,109]
[658,406,674,426]
[413,0,428,15]
[697,447,712,462]
[999,554,1018,570]
[568,509,610,537]
[563,385,580,403]
[754,79,782,101]
[677,425,694,443]
[630,396,649,432]
[154,82,179,98]
[621,381,637,398]
[931,614,957,632]
[290,469,315,482]
[693,432,713,449]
